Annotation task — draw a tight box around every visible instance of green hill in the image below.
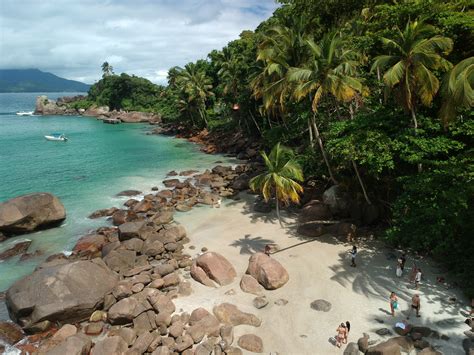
[0,69,90,92]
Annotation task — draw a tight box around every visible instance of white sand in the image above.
[174,193,468,355]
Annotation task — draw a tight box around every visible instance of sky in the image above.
[0,0,278,84]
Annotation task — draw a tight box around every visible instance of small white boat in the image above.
[44,133,68,142]
[16,111,35,116]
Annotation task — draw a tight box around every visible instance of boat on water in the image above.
[16,111,35,116]
[44,133,68,142]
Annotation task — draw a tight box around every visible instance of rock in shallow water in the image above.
[0,193,66,236]
[6,260,118,326]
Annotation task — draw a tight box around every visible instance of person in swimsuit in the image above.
[400,253,407,271]
[414,268,422,289]
[335,323,347,348]
[345,321,351,343]
[390,292,398,316]
[350,246,357,267]
[407,294,421,319]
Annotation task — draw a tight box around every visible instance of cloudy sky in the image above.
[0,0,278,84]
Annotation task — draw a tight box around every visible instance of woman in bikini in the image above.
[335,323,347,348]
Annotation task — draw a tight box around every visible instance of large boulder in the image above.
[238,334,263,353]
[191,252,236,286]
[0,321,24,345]
[0,240,32,260]
[6,260,118,326]
[322,185,351,217]
[300,200,332,222]
[213,303,261,327]
[0,193,66,235]
[297,222,327,238]
[246,252,289,290]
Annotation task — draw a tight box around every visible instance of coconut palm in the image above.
[372,20,453,133]
[288,32,365,184]
[174,63,214,127]
[439,56,474,127]
[249,143,304,227]
[251,21,309,118]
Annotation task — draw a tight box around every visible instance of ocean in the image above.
[0,93,232,320]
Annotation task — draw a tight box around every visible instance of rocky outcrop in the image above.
[322,185,352,217]
[0,240,32,260]
[246,252,289,290]
[300,200,332,222]
[0,193,66,236]
[6,260,118,326]
[111,111,161,123]
[34,96,68,115]
[191,252,237,287]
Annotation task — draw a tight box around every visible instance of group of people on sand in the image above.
[389,292,421,318]
[335,321,351,348]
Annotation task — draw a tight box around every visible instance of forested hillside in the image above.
[0,69,90,92]
[85,1,474,295]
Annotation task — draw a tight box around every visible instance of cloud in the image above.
[0,0,278,84]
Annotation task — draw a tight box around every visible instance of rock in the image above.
[73,234,106,253]
[118,221,146,241]
[151,211,173,225]
[156,190,173,199]
[154,263,175,277]
[189,308,211,324]
[325,222,357,242]
[168,321,184,338]
[116,190,142,197]
[130,331,154,354]
[240,275,264,295]
[237,334,263,353]
[0,193,66,235]
[246,252,289,290]
[163,179,180,188]
[162,273,180,288]
[220,325,234,346]
[89,310,107,322]
[132,283,145,293]
[143,239,165,257]
[375,328,391,336]
[231,178,248,191]
[358,333,369,353]
[300,200,332,222]
[187,314,221,342]
[117,327,137,346]
[0,240,32,260]
[419,347,442,355]
[192,252,237,286]
[0,321,24,345]
[122,238,144,253]
[88,207,118,219]
[152,346,170,355]
[310,299,332,312]
[84,321,104,335]
[175,204,192,212]
[148,293,175,315]
[133,199,154,213]
[45,333,92,355]
[253,296,268,309]
[6,260,117,325]
[322,185,351,217]
[108,297,141,324]
[414,339,431,350]
[225,347,243,355]
[213,303,261,327]
[366,342,401,355]
[343,342,359,355]
[174,334,193,352]
[91,336,128,355]
[297,222,327,238]
[103,249,136,273]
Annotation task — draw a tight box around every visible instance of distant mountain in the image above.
[0,69,90,93]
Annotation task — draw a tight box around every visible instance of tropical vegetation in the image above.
[79,0,473,296]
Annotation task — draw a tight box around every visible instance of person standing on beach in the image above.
[414,268,422,289]
[350,246,357,267]
[407,294,421,319]
[335,323,347,348]
[345,321,351,343]
[396,258,403,277]
[389,292,399,316]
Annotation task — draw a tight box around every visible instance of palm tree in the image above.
[288,32,365,184]
[372,20,453,137]
[249,143,304,226]
[251,21,308,119]
[174,63,214,127]
[439,57,474,127]
[101,62,114,77]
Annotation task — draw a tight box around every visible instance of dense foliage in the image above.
[86,1,474,295]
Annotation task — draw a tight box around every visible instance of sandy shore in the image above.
[174,193,468,355]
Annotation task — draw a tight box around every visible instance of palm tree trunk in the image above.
[349,104,371,205]
[411,108,422,173]
[275,198,283,227]
[249,110,262,135]
[311,113,338,184]
[352,160,371,205]
[308,118,314,147]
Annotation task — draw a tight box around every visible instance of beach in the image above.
[174,193,468,354]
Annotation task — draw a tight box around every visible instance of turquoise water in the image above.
[0,93,231,319]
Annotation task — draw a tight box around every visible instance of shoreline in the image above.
[1,100,470,354]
